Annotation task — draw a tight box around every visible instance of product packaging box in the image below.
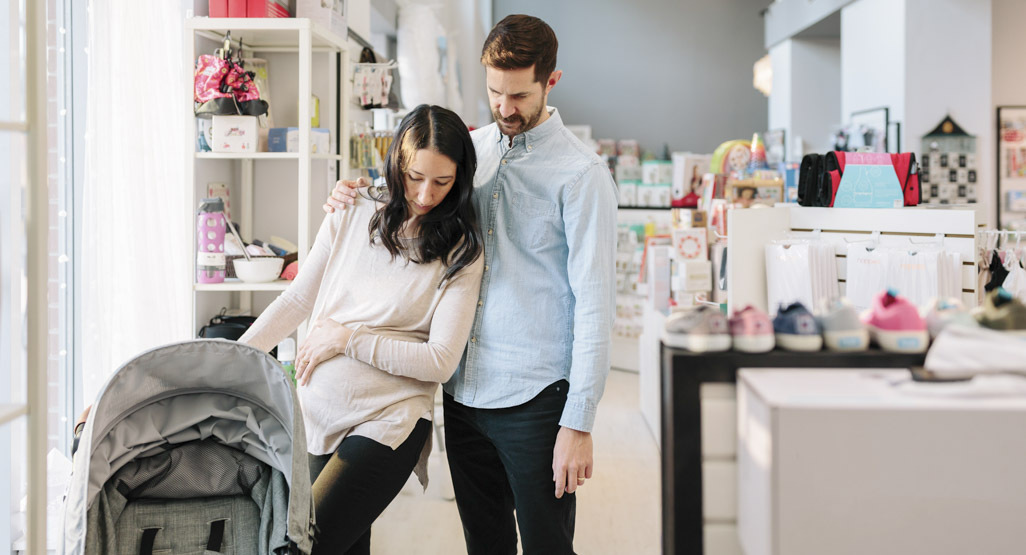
[1007,190,1026,212]
[671,228,708,261]
[671,152,712,205]
[209,0,229,17]
[247,0,290,17]
[297,0,347,38]
[617,139,640,158]
[654,183,671,207]
[642,160,673,184]
[738,369,1026,555]
[211,115,258,153]
[671,259,711,293]
[636,184,658,207]
[671,208,707,229]
[779,162,800,203]
[618,181,638,207]
[268,127,331,153]
[227,0,247,17]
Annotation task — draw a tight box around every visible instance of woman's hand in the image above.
[322,177,364,213]
[296,319,354,386]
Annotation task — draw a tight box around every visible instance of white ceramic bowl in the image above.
[233,257,284,283]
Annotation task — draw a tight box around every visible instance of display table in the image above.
[659,345,926,555]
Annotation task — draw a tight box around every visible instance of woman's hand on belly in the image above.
[296,318,354,386]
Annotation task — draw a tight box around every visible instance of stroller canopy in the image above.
[61,339,314,554]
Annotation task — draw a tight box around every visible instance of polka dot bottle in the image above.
[197,197,226,283]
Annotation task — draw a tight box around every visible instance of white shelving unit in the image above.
[184,17,350,338]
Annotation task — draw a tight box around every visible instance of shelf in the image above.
[618,206,673,211]
[0,403,27,427]
[195,280,291,292]
[196,152,345,161]
[187,17,348,51]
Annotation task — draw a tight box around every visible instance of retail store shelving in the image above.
[185,17,350,337]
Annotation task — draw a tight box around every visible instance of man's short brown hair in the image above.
[481,14,558,84]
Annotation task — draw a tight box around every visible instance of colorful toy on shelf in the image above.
[710,139,752,176]
[746,132,770,176]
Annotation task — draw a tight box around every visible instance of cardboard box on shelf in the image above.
[247,0,290,17]
[727,178,783,207]
[671,227,708,261]
[642,160,673,184]
[267,127,331,153]
[671,208,707,229]
[211,115,258,153]
[618,180,638,207]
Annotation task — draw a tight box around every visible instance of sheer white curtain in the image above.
[82,1,191,403]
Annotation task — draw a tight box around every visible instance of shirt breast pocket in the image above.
[508,192,560,250]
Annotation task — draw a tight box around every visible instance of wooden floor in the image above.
[370,369,661,554]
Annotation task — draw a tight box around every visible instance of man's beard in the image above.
[493,101,545,136]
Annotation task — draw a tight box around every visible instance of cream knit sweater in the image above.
[239,193,483,485]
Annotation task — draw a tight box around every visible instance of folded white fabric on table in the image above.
[924,324,1026,377]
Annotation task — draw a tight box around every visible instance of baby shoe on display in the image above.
[729,305,775,353]
[862,289,929,353]
[662,305,732,353]
[772,302,823,352]
[975,288,1026,336]
[818,299,869,352]
[923,297,976,339]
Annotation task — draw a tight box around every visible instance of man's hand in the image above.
[322,177,365,213]
[552,427,593,499]
[295,319,353,386]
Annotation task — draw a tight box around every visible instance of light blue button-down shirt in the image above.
[442,108,618,432]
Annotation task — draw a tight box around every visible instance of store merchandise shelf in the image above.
[195,280,290,292]
[187,17,347,50]
[196,152,345,161]
[618,206,672,211]
[659,345,927,555]
[0,403,27,427]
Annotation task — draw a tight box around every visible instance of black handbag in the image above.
[198,309,256,341]
[199,310,277,358]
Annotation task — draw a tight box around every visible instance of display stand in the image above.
[184,18,350,340]
[727,205,981,314]
[659,345,926,555]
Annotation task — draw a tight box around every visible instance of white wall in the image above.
[769,37,841,157]
[492,0,769,154]
[768,40,792,133]
[992,0,1026,107]
[840,0,906,143]
[905,0,992,224]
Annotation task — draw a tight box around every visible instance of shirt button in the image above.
[527,145,533,151]
[484,265,489,271]
[493,193,498,199]
[488,228,493,235]
[471,337,476,343]
[478,300,483,307]
[501,160,508,165]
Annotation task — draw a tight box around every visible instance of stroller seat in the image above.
[61,340,316,555]
[105,439,266,555]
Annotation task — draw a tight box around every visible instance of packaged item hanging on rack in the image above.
[194,33,269,118]
[797,151,920,208]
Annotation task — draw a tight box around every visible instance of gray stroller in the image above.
[61,339,316,554]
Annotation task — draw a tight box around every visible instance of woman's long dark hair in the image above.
[368,104,482,284]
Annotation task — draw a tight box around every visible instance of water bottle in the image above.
[197,197,226,283]
[277,338,297,385]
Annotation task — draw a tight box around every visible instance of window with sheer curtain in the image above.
[3,0,191,548]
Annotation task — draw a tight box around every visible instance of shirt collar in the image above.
[493,107,561,147]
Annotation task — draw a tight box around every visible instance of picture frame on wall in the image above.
[764,128,786,165]
[996,106,1026,229]
[850,106,889,153]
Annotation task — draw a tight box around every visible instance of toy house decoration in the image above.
[920,115,977,204]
